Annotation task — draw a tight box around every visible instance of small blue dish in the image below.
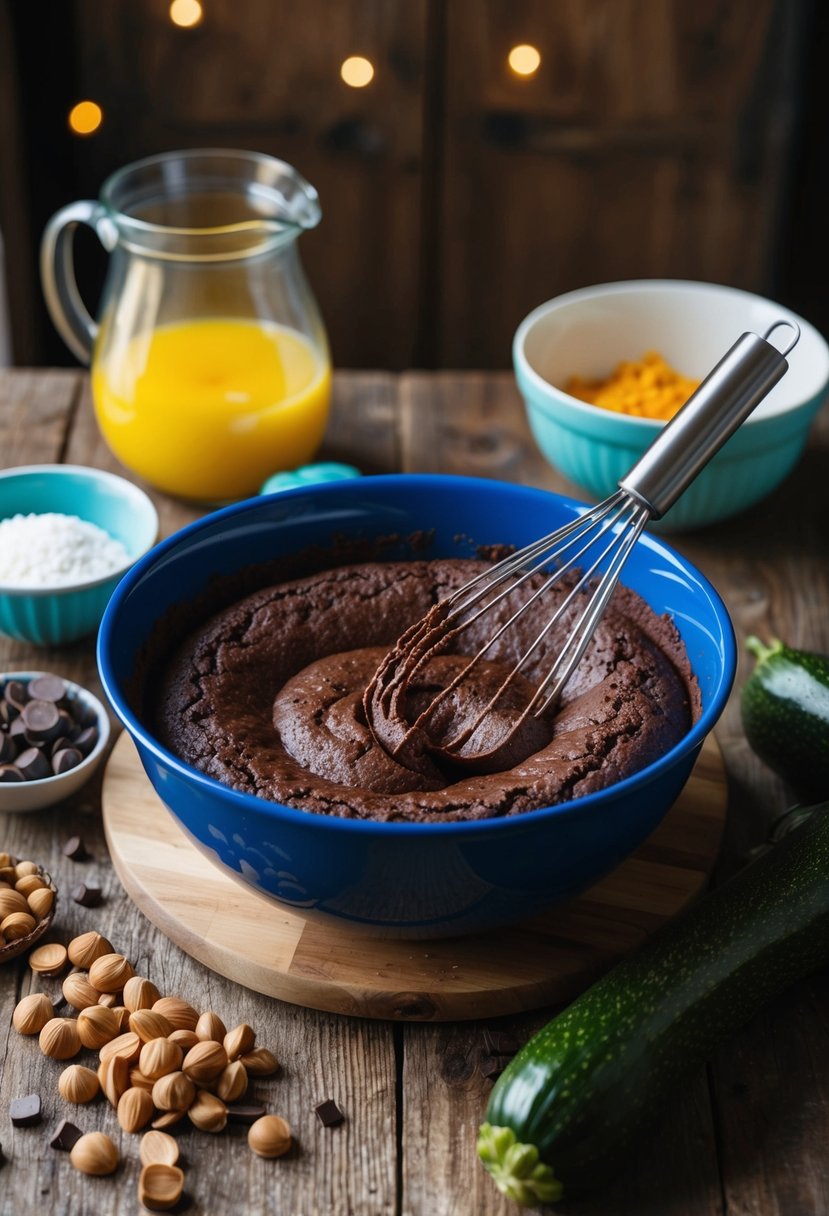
[0,465,158,646]
[98,475,735,938]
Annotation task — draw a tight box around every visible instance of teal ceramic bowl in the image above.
[514,280,829,531]
[0,465,158,645]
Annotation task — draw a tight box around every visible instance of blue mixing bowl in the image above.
[97,475,735,938]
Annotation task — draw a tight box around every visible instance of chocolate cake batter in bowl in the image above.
[98,476,735,938]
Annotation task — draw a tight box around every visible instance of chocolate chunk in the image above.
[71,883,102,907]
[73,726,99,757]
[27,676,67,705]
[62,836,89,861]
[53,748,83,775]
[314,1099,345,1127]
[15,747,52,781]
[49,1119,82,1151]
[21,700,61,742]
[9,1094,42,1127]
[226,1103,267,1124]
[3,680,29,713]
[0,763,24,783]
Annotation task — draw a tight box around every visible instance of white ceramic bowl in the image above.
[514,280,829,530]
[0,673,110,813]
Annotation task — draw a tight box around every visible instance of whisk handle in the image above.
[619,325,797,519]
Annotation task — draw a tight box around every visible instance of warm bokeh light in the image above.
[68,100,103,136]
[340,56,375,88]
[508,44,542,77]
[169,0,203,28]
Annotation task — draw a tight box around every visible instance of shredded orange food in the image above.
[564,351,700,421]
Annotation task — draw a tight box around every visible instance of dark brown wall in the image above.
[1,0,823,370]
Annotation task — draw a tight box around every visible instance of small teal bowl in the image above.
[98,475,735,938]
[514,280,829,531]
[0,465,158,646]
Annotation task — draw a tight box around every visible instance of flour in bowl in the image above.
[0,513,130,586]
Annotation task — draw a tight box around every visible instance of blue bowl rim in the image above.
[97,473,737,839]
[513,278,829,429]
[0,464,159,596]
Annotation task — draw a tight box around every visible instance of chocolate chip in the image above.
[0,763,24,783]
[21,700,61,742]
[14,747,52,781]
[9,716,27,740]
[53,748,83,775]
[314,1099,345,1127]
[71,883,102,907]
[3,680,29,713]
[226,1103,267,1124]
[0,732,16,764]
[27,676,67,704]
[9,1094,42,1127]
[49,1119,82,1151]
[73,726,99,757]
[62,836,89,861]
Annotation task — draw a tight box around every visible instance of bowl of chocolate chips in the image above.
[0,672,110,812]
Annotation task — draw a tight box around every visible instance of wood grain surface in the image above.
[0,369,827,1216]
[101,732,726,1021]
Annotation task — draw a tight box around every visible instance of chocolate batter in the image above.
[157,558,700,823]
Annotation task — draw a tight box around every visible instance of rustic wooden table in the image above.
[0,369,827,1216]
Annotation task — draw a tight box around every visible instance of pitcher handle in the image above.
[40,200,116,365]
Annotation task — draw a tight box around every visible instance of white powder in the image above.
[0,512,131,587]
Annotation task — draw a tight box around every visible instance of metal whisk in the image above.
[366,320,801,769]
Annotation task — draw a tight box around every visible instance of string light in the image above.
[169,0,203,28]
[68,101,103,136]
[340,56,375,88]
[508,44,541,77]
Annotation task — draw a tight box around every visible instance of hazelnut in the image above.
[139,1130,180,1168]
[167,1028,199,1051]
[152,996,199,1032]
[70,1130,119,1176]
[12,992,54,1035]
[248,1114,292,1158]
[15,874,45,897]
[195,1010,227,1042]
[67,930,114,969]
[39,1017,81,1060]
[241,1047,280,1076]
[28,941,67,974]
[97,991,118,1008]
[138,1162,185,1211]
[216,1060,248,1103]
[1,911,36,940]
[129,1008,173,1043]
[182,1039,227,1085]
[151,1071,195,1113]
[14,859,38,878]
[62,971,101,1011]
[77,1004,120,1050]
[129,1068,156,1093]
[58,1064,100,1104]
[151,1109,186,1131]
[117,1086,155,1133]
[26,886,55,920]
[112,1005,132,1033]
[188,1090,227,1133]
[140,1037,183,1082]
[89,952,135,993]
[223,1022,255,1060]
[0,888,29,918]
[98,1054,130,1107]
[122,975,161,1012]
[99,1030,141,1065]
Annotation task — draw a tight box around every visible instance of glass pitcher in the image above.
[41,149,331,503]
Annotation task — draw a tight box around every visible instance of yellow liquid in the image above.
[92,318,332,501]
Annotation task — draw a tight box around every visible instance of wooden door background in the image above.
[1,0,822,370]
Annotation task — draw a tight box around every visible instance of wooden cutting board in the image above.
[102,732,727,1021]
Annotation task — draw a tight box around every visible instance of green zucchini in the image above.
[741,636,829,799]
[477,802,829,1206]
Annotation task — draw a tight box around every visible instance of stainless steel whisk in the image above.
[368,320,801,764]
